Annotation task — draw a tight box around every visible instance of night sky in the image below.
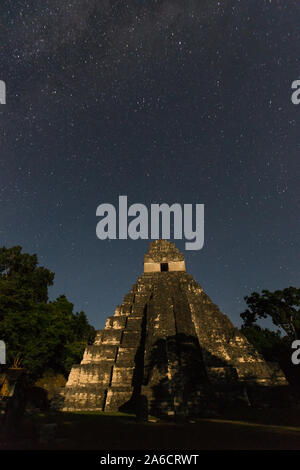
[1,1,299,330]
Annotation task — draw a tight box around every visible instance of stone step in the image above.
[115,347,138,365]
[111,366,135,387]
[66,363,113,386]
[104,386,134,412]
[94,329,123,345]
[64,384,107,394]
[105,315,127,329]
[81,344,118,363]
[62,385,108,411]
[126,316,143,330]
[121,331,141,347]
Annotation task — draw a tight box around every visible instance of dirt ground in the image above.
[1,407,300,450]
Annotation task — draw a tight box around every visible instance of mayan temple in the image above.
[62,240,287,417]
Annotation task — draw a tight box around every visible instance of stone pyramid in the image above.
[62,240,287,416]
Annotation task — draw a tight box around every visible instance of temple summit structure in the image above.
[62,240,287,417]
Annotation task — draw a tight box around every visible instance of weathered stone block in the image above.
[105,316,127,330]
[104,387,134,412]
[81,345,117,364]
[126,317,143,330]
[96,329,123,345]
[116,347,137,365]
[111,367,134,387]
[71,363,112,386]
[121,331,141,347]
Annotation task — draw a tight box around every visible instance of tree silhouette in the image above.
[0,246,95,379]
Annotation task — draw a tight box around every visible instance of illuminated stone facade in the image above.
[62,240,287,416]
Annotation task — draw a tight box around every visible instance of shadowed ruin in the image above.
[62,240,287,417]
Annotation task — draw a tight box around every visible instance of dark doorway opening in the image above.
[161,263,168,272]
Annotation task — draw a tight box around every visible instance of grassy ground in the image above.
[1,407,300,450]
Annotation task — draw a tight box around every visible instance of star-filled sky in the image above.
[1,0,299,330]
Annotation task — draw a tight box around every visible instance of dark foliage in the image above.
[0,246,96,379]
